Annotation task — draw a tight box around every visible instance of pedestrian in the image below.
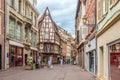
[60,58,63,66]
[37,56,41,68]
[48,60,51,68]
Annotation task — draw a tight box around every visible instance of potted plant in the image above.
[25,56,33,70]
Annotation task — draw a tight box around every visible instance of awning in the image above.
[9,40,24,47]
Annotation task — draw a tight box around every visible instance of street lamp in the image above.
[82,15,95,27]
[82,15,87,24]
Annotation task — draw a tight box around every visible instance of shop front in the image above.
[86,51,95,73]
[108,42,120,80]
[86,38,97,74]
[9,45,23,67]
[77,42,85,69]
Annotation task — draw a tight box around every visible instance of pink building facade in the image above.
[0,0,5,69]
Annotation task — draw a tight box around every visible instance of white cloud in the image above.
[36,0,77,38]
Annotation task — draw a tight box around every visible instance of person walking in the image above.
[48,60,51,68]
[60,58,63,66]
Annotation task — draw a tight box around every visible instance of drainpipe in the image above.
[94,0,98,78]
[4,0,6,70]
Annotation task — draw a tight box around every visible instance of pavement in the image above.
[0,64,99,80]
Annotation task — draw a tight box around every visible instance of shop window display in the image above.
[9,46,23,67]
[110,43,120,80]
[9,46,15,67]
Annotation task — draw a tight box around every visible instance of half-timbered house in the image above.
[38,7,61,64]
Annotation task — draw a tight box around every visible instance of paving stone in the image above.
[0,64,99,80]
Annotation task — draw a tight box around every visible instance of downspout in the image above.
[4,0,6,70]
[94,0,98,77]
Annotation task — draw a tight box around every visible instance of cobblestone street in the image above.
[0,65,97,80]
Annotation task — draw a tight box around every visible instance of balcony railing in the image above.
[23,37,31,46]
[24,16,32,25]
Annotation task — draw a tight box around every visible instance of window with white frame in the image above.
[103,0,106,15]
[105,0,108,12]
[97,0,103,21]
[103,0,109,14]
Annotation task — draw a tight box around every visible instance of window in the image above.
[44,33,49,39]
[25,27,28,38]
[31,12,33,21]
[34,33,36,46]
[82,27,88,35]
[11,0,14,7]
[18,0,21,13]
[103,0,106,14]
[91,12,95,27]
[16,22,22,41]
[45,16,49,19]
[31,31,34,45]
[25,6,27,16]
[97,0,103,21]
[9,18,15,38]
[105,0,108,12]
[102,0,108,14]
[0,16,1,35]
[46,23,49,28]
[34,16,36,26]
[31,31,36,46]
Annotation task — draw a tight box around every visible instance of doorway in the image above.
[25,54,28,65]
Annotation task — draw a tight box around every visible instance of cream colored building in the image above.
[57,26,67,57]
[97,0,120,80]
[5,0,39,69]
[75,0,88,69]
[66,34,73,60]
[57,26,74,60]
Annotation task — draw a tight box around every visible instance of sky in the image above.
[36,0,77,38]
